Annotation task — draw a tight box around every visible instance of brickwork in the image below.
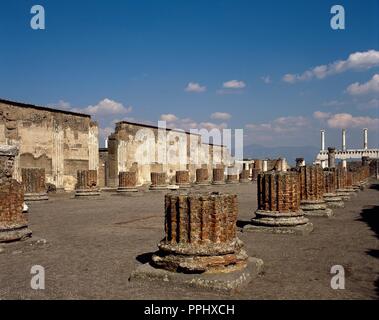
[175,170,190,186]
[119,171,137,188]
[298,166,324,201]
[151,192,248,273]
[21,168,48,200]
[212,168,225,185]
[150,172,168,190]
[257,171,300,212]
[245,171,313,234]
[239,169,250,183]
[0,145,32,242]
[195,168,209,185]
[75,169,100,197]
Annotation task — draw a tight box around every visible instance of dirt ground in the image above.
[1,181,378,300]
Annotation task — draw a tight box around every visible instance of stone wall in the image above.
[106,121,231,186]
[0,99,99,191]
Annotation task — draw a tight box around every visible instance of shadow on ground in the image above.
[358,184,379,297]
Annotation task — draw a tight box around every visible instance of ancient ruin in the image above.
[239,169,250,183]
[175,170,191,189]
[244,171,313,235]
[0,145,32,242]
[335,167,351,201]
[130,192,263,291]
[195,168,210,186]
[150,172,168,190]
[0,99,99,191]
[21,168,48,201]
[212,167,225,185]
[226,167,239,184]
[117,171,138,193]
[298,165,333,217]
[75,170,100,197]
[323,169,344,208]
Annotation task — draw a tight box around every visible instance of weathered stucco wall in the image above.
[0,100,99,191]
[107,121,231,187]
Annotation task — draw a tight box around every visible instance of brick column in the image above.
[212,168,225,185]
[117,171,138,193]
[251,168,261,181]
[75,170,100,197]
[175,170,191,189]
[226,167,239,184]
[150,172,167,190]
[21,168,48,201]
[153,192,247,272]
[323,169,344,208]
[328,147,336,168]
[239,169,250,183]
[195,168,210,186]
[0,145,32,242]
[335,167,350,201]
[244,171,313,235]
[130,191,264,291]
[298,166,333,217]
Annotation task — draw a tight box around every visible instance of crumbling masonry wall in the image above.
[0,100,99,191]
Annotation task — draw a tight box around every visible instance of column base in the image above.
[239,179,251,184]
[149,185,168,191]
[195,181,210,186]
[0,225,32,243]
[323,193,345,208]
[336,189,351,201]
[117,187,138,193]
[244,210,313,235]
[176,183,191,189]
[300,200,334,217]
[226,180,240,184]
[212,181,226,185]
[24,193,49,201]
[75,189,101,197]
[129,256,263,293]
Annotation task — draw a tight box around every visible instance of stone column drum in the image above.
[117,171,138,193]
[150,172,168,190]
[21,168,48,201]
[226,168,239,184]
[130,192,264,292]
[323,169,344,208]
[251,168,261,181]
[239,169,250,183]
[244,171,313,235]
[175,170,191,189]
[0,145,32,242]
[195,168,210,186]
[298,166,333,217]
[75,170,100,197]
[212,168,225,185]
[335,168,350,201]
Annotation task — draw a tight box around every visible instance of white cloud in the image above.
[327,113,379,129]
[346,74,379,95]
[84,98,132,116]
[313,110,379,129]
[246,116,309,133]
[223,80,246,89]
[198,122,228,131]
[185,82,206,93]
[160,114,178,122]
[283,50,379,83]
[313,111,331,120]
[210,112,231,121]
[261,76,271,84]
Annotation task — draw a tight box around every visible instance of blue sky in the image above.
[1,0,378,150]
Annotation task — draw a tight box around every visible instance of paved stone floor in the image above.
[0,182,378,300]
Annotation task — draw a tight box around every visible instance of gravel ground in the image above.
[0,181,378,300]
